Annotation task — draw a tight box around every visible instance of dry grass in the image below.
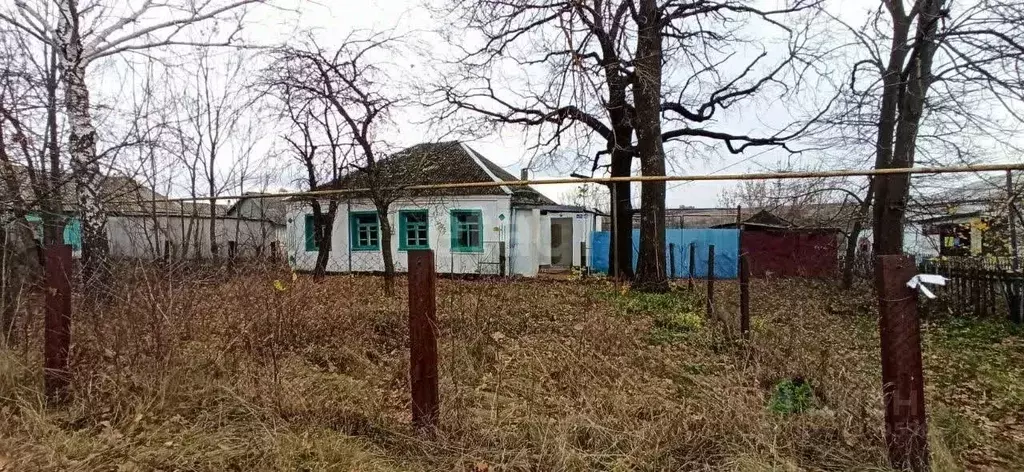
[0,265,1021,471]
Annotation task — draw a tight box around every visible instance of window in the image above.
[304,214,318,251]
[450,210,483,252]
[399,210,429,250]
[350,212,380,251]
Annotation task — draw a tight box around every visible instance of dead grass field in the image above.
[1,267,1022,471]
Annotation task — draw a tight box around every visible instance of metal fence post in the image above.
[875,255,929,471]
[706,244,715,318]
[408,250,439,430]
[163,240,171,263]
[688,242,696,291]
[669,242,676,279]
[44,244,73,404]
[580,241,588,278]
[270,241,279,264]
[498,241,507,277]
[740,253,750,337]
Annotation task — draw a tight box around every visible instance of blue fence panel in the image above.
[590,231,611,273]
[589,229,739,279]
[667,229,739,279]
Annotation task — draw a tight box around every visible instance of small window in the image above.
[304,214,318,251]
[450,210,483,252]
[350,212,380,251]
[399,210,429,250]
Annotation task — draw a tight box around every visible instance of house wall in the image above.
[540,211,595,267]
[106,215,282,259]
[287,198,597,277]
[510,208,540,277]
[855,223,941,259]
[287,196,516,275]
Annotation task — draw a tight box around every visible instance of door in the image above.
[550,218,574,267]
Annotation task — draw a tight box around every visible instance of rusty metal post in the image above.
[875,255,929,471]
[580,241,588,278]
[270,241,279,264]
[498,241,506,277]
[44,244,73,404]
[407,250,439,430]
[688,242,696,291]
[740,253,750,337]
[706,244,716,317]
[669,243,676,279]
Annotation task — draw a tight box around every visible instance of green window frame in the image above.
[399,210,429,250]
[450,209,483,253]
[349,211,380,251]
[304,214,318,251]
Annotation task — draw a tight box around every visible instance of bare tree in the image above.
[270,33,404,291]
[434,0,830,290]
[173,46,262,261]
[830,0,1024,257]
[1,0,266,282]
[269,81,349,278]
[560,183,609,213]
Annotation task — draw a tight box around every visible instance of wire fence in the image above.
[2,163,1023,471]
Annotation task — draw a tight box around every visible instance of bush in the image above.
[769,377,814,414]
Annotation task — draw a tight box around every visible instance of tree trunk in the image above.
[42,44,64,247]
[601,34,634,281]
[631,0,669,293]
[57,0,108,285]
[377,203,396,295]
[609,148,634,280]
[209,195,218,261]
[842,186,873,289]
[312,200,338,279]
[873,0,944,255]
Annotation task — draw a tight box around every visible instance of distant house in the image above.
[225,192,289,258]
[1,165,281,259]
[285,141,600,276]
[912,177,1022,257]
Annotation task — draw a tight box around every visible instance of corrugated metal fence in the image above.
[590,229,740,279]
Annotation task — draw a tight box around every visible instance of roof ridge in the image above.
[458,143,511,195]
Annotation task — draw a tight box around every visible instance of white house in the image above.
[285,141,599,276]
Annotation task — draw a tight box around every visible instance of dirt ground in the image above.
[1,267,1022,471]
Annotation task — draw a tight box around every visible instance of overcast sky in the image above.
[245,0,826,208]
[41,0,1024,208]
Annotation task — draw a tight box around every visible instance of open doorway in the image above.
[550,217,574,267]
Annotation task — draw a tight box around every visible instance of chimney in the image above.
[520,168,529,181]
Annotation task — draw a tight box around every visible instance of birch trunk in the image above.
[57,0,108,284]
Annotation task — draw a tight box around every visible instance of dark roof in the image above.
[226,192,289,225]
[315,141,556,206]
[711,209,792,229]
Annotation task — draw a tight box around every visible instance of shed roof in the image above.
[1,164,227,217]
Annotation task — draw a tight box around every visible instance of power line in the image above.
[149,162,1024,203]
